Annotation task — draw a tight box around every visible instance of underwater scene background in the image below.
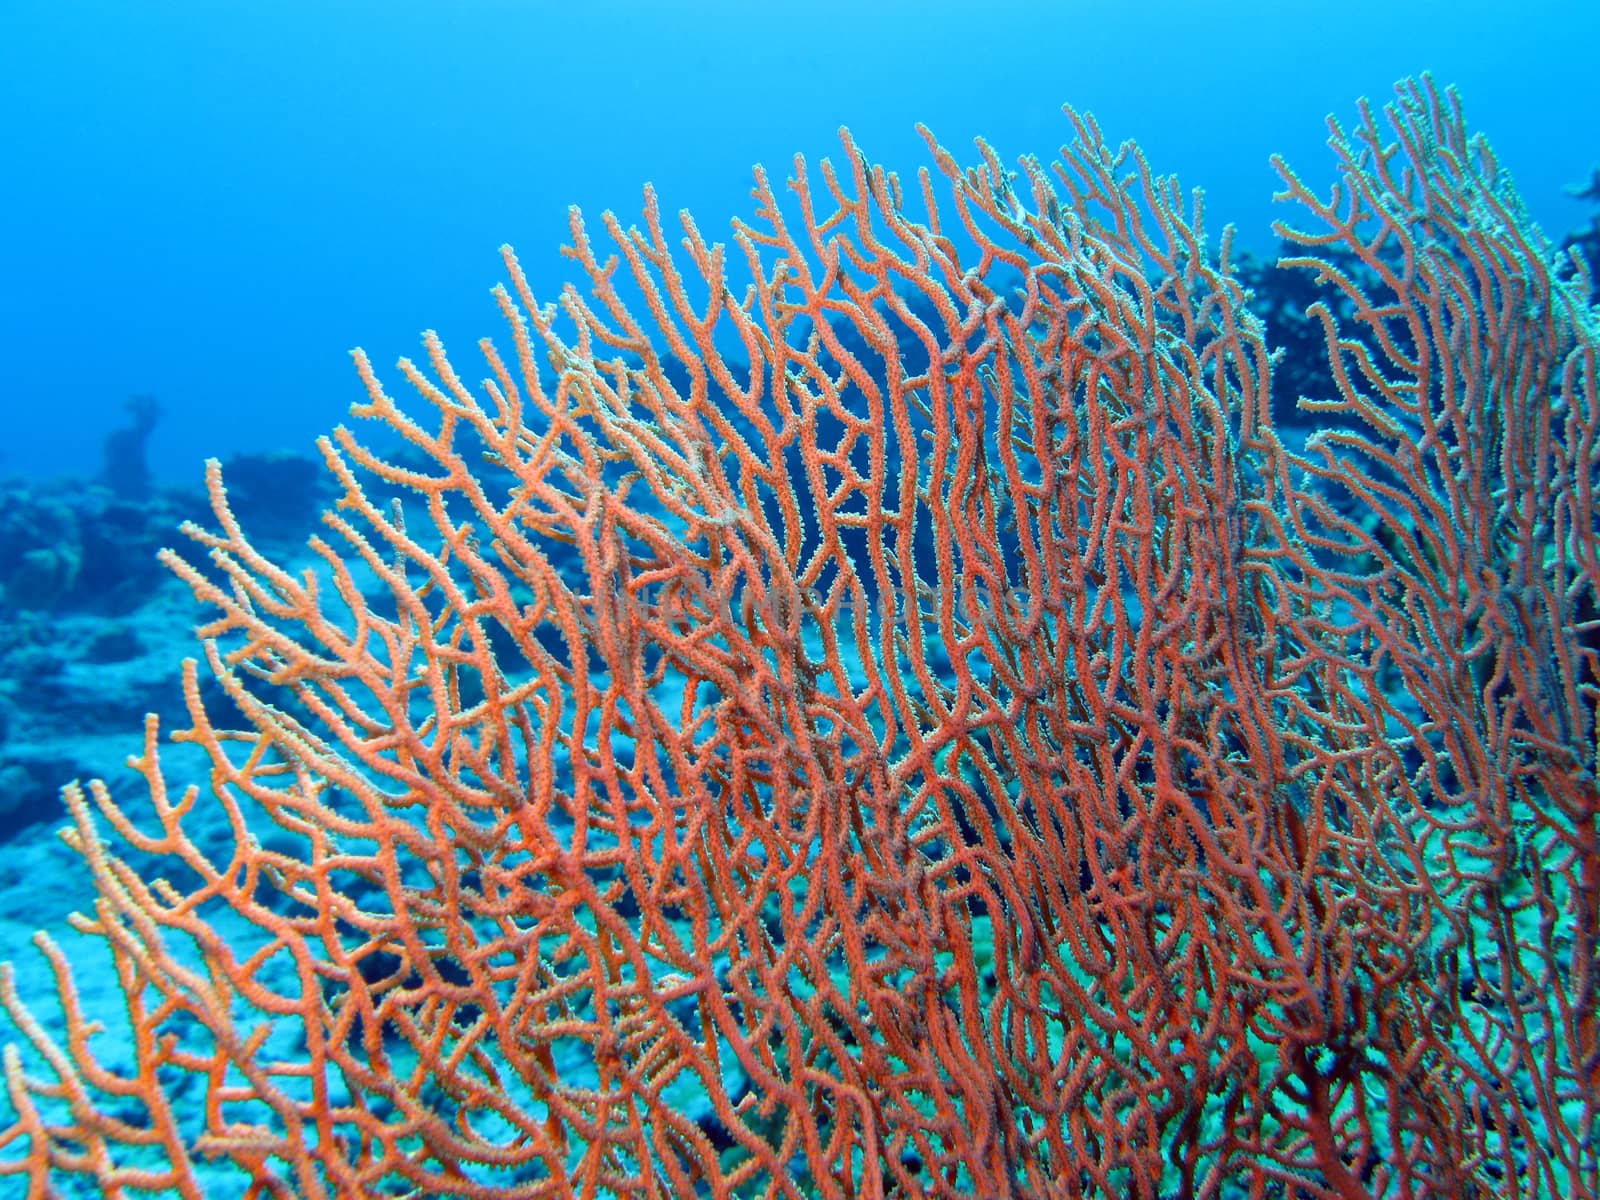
[1,2,1599,1197]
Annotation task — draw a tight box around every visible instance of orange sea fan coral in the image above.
[1,76,1596,1199]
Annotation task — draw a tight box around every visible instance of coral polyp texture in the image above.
[1,77,1596,1199]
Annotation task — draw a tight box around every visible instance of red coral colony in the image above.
[1,78,1596,1199]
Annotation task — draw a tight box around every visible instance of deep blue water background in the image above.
[4,0,1597,484]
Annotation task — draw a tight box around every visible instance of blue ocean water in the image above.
[2,0,1596,483]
